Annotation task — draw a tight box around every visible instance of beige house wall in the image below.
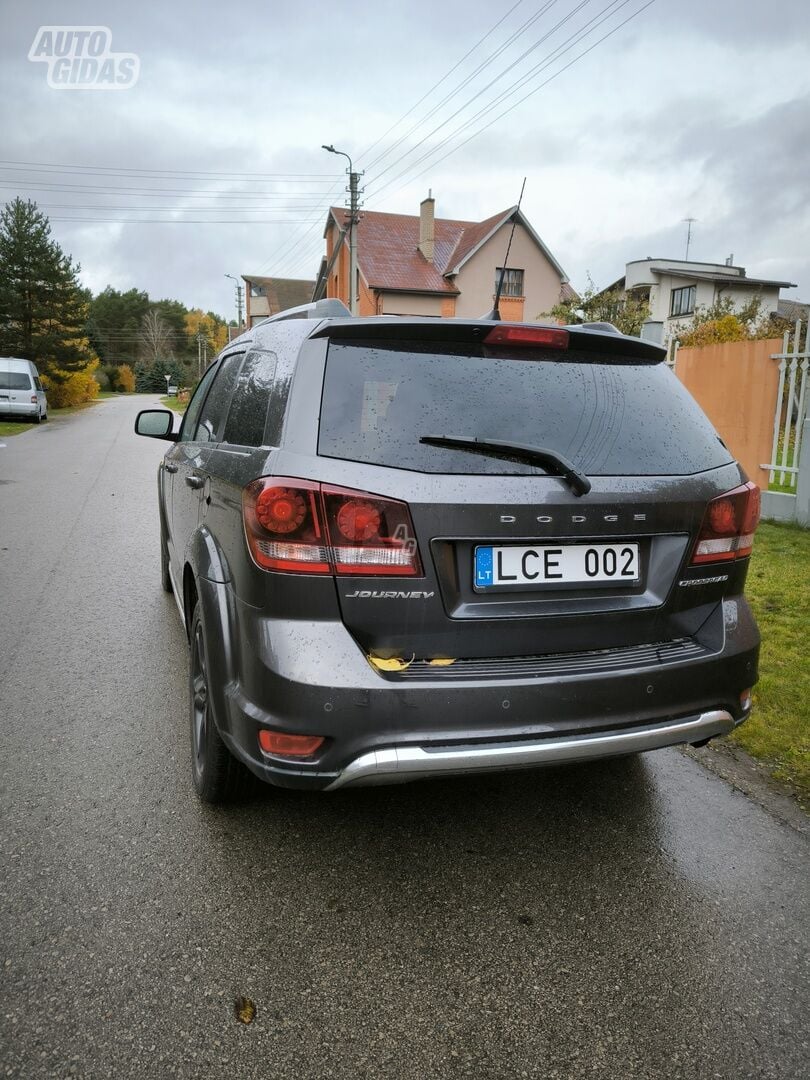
[674,337,782,490]
[245,292,270,320]
[379,293,446,316]
[452,222,565,320]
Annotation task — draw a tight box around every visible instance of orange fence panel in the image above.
[674,338,782,490]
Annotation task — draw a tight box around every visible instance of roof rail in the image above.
[262,298,351,325]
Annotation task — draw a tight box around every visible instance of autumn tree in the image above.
[541,275,651,337]
[185,308,228,356]
[138,309,175,363]
[0,197,96,379]
[674,296,794,347]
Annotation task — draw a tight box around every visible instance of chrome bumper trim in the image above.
[325,710,735,791]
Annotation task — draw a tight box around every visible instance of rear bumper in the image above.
[325,710,735,790]
[200,581,758,791]
[0,402,37,418]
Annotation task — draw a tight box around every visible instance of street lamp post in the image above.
[322,145,360,316]
[224,273,244,332]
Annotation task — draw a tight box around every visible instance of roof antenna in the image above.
[482,177,526,321]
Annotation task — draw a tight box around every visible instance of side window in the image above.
[193,352,244,444]
[178,362,219,443]
[222,349,278,447]
[34,377,43,391]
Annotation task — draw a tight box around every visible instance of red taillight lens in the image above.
[243,477,330,573]
[243,478,422,576]
[335,499,382,542]
[484,325,569,349]
[322,485,422,576]
[691,482,760,565]
[255,486,307,533]
[258,730,324,758]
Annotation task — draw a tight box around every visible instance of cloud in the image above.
[0,0,807,312]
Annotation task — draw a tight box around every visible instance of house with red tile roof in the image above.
[314,195,574,320]
[242,276,316,328]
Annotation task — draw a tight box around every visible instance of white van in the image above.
[0,358,48,423]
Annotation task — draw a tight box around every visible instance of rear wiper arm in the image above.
[419,435,591,497]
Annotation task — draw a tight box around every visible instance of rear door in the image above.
[165,352,246,579]
[0,370,33,417]
[312,325,742,661]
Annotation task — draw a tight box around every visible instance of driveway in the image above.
[0,396,807,1079]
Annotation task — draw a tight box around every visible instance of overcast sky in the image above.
[1,0,808,320]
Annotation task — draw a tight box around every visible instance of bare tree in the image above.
[138,309,174,363]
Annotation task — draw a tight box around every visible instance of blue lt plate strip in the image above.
[475,546,493,588]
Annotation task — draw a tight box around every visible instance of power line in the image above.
[37,203,335,213]
[0,160,343,182]
[364,0,607,198]
[366,0,654,206]
[361,0,533,172]
[48,217,327,224]
[0,181,342,200]
[257,2,536,275]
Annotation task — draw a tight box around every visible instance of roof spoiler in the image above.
[262,298,351,325]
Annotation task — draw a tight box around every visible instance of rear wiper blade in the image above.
[419,435,591,497]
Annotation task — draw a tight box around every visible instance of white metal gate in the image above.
[765,321,809,488]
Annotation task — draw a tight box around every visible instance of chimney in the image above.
[418,190,435,262]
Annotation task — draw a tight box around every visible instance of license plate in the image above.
[474,542,640,589]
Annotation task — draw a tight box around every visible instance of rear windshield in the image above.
[0,372,33,390]
[318,342,733,476]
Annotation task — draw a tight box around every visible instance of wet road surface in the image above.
[0,397,807,1079]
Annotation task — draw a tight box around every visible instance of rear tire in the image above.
[34,411,42,424]
[188,601,246,804]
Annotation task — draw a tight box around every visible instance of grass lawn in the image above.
[0,420,37,436]
[160,394,188,414]
[734,521,810,800]
[0,395,118,435]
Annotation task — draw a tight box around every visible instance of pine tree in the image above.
[0,198,96,382]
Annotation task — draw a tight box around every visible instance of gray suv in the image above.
[136,302,760,802]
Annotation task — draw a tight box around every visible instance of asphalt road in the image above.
[0,396,807,1080]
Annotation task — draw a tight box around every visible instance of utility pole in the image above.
[224,274,244,330]
[196,332,203,378]
[322,144,362,315]
[683,217,697,261]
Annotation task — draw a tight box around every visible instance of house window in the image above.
[495,268,524,298]
[670,285,696,317]
[249,283,266,298]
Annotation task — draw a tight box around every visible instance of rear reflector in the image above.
[243,476,422,576]
[691,482,761,565]
[484,325,569,349]
[258,730,324,757]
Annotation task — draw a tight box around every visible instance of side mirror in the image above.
[135,409,177,441]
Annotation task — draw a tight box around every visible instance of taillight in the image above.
[691,482,760,565]
[30,395,37,404]
[484,325,569,349]
[243,477,330,573]
[243,477,422,576]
